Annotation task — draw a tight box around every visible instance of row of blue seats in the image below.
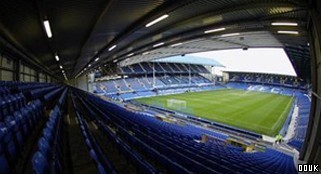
[17,83,52,93]
[107,85,221,101]
[0,87,10,97]
[0,93,26,121]
[1,85,66,121]
[43,87,64,103]
[120,62,209,74]
[94,74,212,95]
[0,81,53,95]
[0,99,43,173]
[32,88,68,174]
[73,90,158,173]
[0,81,49,87]
[229,73,308,89]
[227,82,304,97]
[113,110,235,173]
[1,85,64,122]
[288,139,303,150]
[139,112,294,173]
[288,94,311,151]
[73,101,116,174]
[29,86,59,100]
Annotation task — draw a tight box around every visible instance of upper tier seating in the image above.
[228,72,308,90]
[119,62,210,74]
[125,78,146,91]
[120,66,133,74]
[94,74,213,96]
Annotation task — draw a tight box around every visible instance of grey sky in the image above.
[189,48,297,76]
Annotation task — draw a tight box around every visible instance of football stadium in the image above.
[0,1,321,174]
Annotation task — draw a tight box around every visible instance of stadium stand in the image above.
[228,72,309,90]
[93,62,214,101]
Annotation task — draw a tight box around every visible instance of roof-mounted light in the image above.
[55,55,59,61]
[221,33,240,37]
[145,14,169,27]
[277,31,299,35]
[171,43,183,47]
[153,42,164,48]
[127,53,134,57]
[108,45,117,51]
[204,27,226,34]
[271,22,298,26]
[142,51,150,55]
[43,20,53,38]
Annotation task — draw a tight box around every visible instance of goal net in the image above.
[167,99,187,110]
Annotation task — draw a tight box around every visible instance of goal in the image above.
[167,99,187,110]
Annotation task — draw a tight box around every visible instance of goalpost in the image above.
[167,99,187,110]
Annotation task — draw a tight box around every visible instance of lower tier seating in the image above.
[71,87,297,174]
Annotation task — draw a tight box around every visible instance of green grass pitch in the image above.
[134,89,294,136]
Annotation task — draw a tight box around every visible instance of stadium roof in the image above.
[0,1,310,80]
[222,70,297,77]
[152,55,225,67]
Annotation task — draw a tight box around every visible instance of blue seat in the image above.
[14,110,29,138]
[42,128,54,144]
[5,116,24,151]
[8,95,19,112]
[17,93,26,108]
[0,153,10,174]
[0,122,18,163]
[0,129,11,174]
[0,99,9,120]
[49,111,59,122]
[30,102,41,120]
[20,107,32,132]
[38,137,52,159]
[32,151,49,174]
[34,99,42,109]
[85,138,92,149]
[46,121,55,131]
[25,106,36,128]
[5,96,15,115]
[89,149,99,162]
[97,163,107,174]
